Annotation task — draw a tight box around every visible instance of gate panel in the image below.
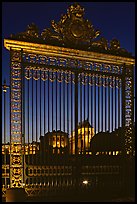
[3,3,135,200]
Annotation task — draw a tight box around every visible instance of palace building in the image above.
[40,130,69,155]
[69,120,94,154]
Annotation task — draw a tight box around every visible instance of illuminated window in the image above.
[116,151,119,155]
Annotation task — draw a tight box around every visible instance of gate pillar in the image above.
[10,49,24,188]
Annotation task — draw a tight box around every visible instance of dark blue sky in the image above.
[2,2,135,142]
[2,2,135,85]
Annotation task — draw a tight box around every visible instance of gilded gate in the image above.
[2,3,135,200]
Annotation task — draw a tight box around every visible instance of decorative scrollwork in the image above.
[65,71,71,83]
[91,37,108,51]
[80,73,88,85]
[57,71,64,82]
[25,67,32,80]
[93,63,102,72]
[10,23,39,41]
[9,4,132,57]
[33,68,40,80]
[95,75,99,86]
[41,69,48,81]
[49,70,56,82]
[41,3,100,47]
[98,76,102,86]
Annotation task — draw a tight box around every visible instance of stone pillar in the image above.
[6,188,27,202]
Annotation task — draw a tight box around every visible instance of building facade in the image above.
[69,120,94,154]
[40,130,69,155]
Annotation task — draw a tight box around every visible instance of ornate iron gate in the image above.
[3,3,135,201]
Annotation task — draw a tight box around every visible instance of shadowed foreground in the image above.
[25,187,135,202]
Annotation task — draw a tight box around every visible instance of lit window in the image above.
[116,151,119,155]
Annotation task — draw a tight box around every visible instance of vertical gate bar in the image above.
[35,74,38,175]
[56,71,57,186]
[3,81,6,188]
[102,76,103,132]
[77,74,79,154]
[80,74,82,154]
[115,76,117,130]
[91,75,93,140]
[63,72,65,147]
[87,75,89,154]
[56,72,57,152]
[122,64,126,156]
[118,78,120,128]
[31,70,34,185]
[40,72,42,138]
[48,70,49,157]
[90,76,92,151]
[94,74,96,135]
[40,71,42,184]
[60,73,61,153]
[98,76,100,133]
[52,72,53,144]
[105,76,107,132]
[44,77,46,165]
[108,77,110,132]
[67,74,69,152]
[122,64,126,128]
[71,73,73,154]
[36,77,38,168]
[27,77,30,167]
[112,76,113,132]
[9,48,11,187]
[52,71,54,179]
[75,72,78,155]
[84,75,85,154]
[74,71,78,193]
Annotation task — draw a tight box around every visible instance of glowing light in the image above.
[83,180,88,185]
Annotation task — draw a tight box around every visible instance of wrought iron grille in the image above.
[2,3,135,201]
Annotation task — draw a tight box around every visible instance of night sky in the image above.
[2,2,135,142]
[2,2,135,84]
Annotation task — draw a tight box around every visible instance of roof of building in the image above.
[43,130,69,137]
[90,127,125,152]
[78,119,92,128]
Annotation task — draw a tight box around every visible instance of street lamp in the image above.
[82,180,88,185]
